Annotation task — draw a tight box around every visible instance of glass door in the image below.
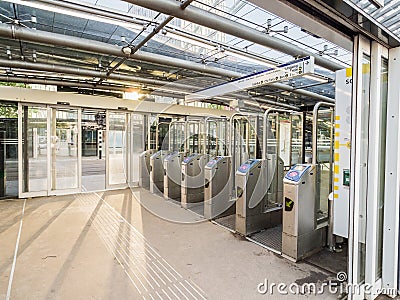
[129,113,144,187]
[81,109,106,192]
[106,111,129,188]
[49,107,81,195]
[18,104,48,198]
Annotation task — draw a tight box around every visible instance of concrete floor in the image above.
[0,188,344,299]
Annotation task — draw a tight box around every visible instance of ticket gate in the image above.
[164,151,184,201]
[181,153,208,209]
[204,156,233,219]
[235,155,284,236]
[139,149,156,189]
[282,164,326,261]
[150,150,171,194]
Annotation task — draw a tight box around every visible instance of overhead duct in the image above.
[0,24,334,103]
[123,0,345,71]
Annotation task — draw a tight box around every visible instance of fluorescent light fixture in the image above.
[123,91,141,100]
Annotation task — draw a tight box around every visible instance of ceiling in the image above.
[0,0,353,109]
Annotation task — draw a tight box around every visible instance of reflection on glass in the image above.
[130,114,144,185]
[290,114,303,165]
[22,106,48,193]
[315,107,334,224]
[51,108,78,190]
[0,103,18,197]
[377,57,388,278]
[358,54,371,283]
[108,112,127,185]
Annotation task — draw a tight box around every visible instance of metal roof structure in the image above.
[0,0,352,109]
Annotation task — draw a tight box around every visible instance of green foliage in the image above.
[0,82,27,88]
[208,103,222,110]
[0,105,17,118]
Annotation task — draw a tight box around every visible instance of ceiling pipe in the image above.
[0,58,193,90]
[0,23,241,78]
[0,24,334,103]
[0,74,191,98]
[0,59,304,109]
[123,0,345,71]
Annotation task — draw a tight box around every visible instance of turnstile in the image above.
[181,153,208,209]
[282,164,325,261]
[139,149,156,189]
[150,150,171,194]
[235,155,284,236]
[204,156,233,219]
[164,151,184,201]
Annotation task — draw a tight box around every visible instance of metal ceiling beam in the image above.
[0,59,301,109]
[0,74,190,98]
[0,23,334,102]
[0,23,241,78]
[98,0,194,84]
[3,0,278,67]
[122,0,345,71]
[0,58,193,90]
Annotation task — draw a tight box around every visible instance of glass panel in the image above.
[0,102,18,197]
[169,122,185,152]
[358,54,371,283]
[290,114,303,165]
[81,109,106,192]
[108,112,127,185]
[21,105,48,193]
[315,106,334,224]
[51,108,78,191]
[187,122,199,154]
[278,115,291,166]
[130,113,144,186]
[377,57,388,278]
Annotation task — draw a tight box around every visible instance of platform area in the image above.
[0,188,343,299]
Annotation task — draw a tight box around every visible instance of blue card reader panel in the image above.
[206,156,223,167]
[284,164,311,182]
[183,153,198,164]
[237,159,259,173]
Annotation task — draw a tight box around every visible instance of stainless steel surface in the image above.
[150,150,170,194]
[204,156,234,220]
[181,153,208,209]
[235,155,284,236]
[164,151,184,200]
[139,149,155,189]
[282,164,325,261]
